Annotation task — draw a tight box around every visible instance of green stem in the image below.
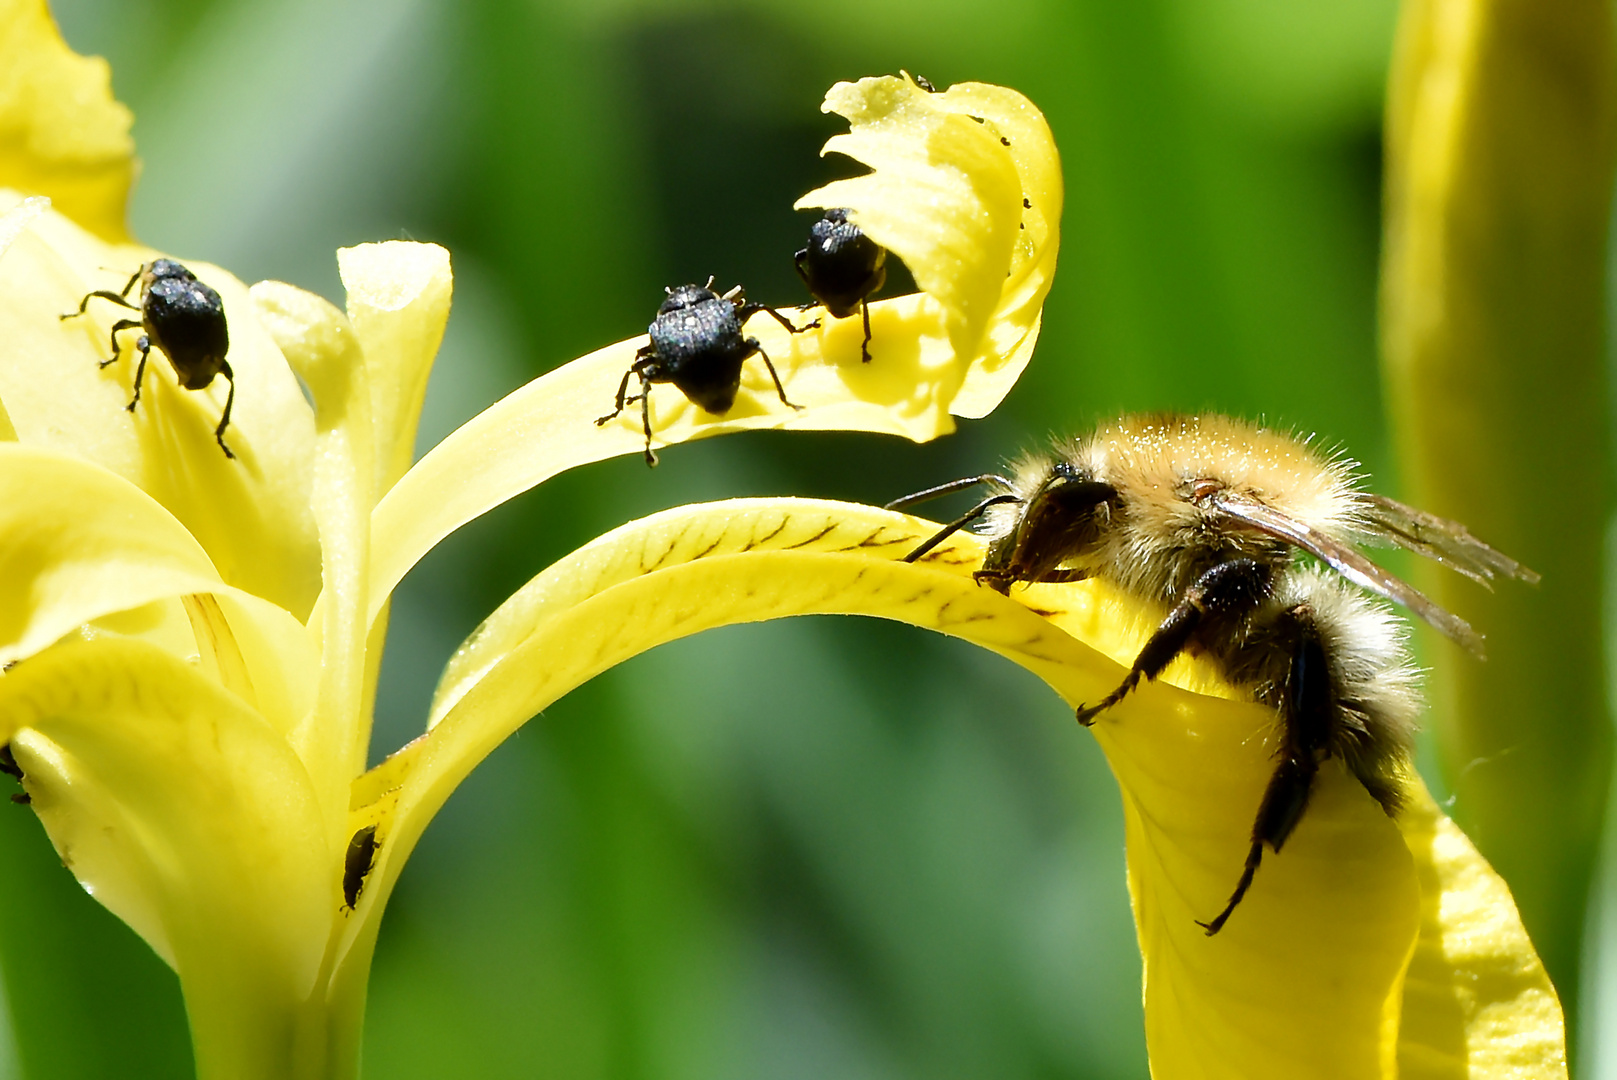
[1380,0,1615,1046]
[182,963,365,1080]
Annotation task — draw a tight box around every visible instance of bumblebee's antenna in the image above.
[898,494,1022,564]
[883,474,1012,512]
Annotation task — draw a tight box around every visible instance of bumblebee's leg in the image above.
[214,362,237,459]
[61,290,140,321]
[126,335,154,411]
[901,494,1023,564]
[748,341,804,411]
[100,318,142,367]
[1197,606,1331,935]
[859,298,873,363]
[1075,557,1270,726]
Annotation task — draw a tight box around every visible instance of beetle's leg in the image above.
[748,340,802,411]
[596,367,641,427]
[635,373,658,467]
[214,361,237,459]
[61,290,139,321]
[101,318,141,368]
[859,298,873,363]
[118,267,143,298]
[1075,557,1271,726]
[741,302,819,335]
[126,335,153,411]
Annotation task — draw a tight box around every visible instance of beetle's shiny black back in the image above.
[142,263,229,388]
[645,288,751,414]
[795,209,887,318]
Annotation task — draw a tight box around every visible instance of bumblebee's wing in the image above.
[1210,492,1486,657]
[1359,494,1541,587]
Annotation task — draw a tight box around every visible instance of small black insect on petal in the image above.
[62,259,237,458]
[342,824,380,912]
[596,279,809,466]
[795,209,888,365]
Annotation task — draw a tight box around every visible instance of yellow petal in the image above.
[1396,782,1568,1079]
[181,589,319,742]
[251,279,375,820]
[383,497,1543,1078]
[0,0,134,241]
[0,638,330,1046]
[337,241,453,494]
[368,294,1007,629]
[334,500,1117,974]
[0,190,323,618]
[796,75,1061,415]
[0,443,222,666]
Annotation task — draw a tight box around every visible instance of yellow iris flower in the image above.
[0,2,1569,1078]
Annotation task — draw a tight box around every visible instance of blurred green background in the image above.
[11,0,1607,1077]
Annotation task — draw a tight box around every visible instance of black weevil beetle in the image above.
[341,824,380,912]
[62,259,236,458]
[795,208,887,364]
[596,279,813,466]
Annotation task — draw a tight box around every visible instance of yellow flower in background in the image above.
[0,2,1572,1079]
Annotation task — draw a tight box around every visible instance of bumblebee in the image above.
[892,414,1537,933]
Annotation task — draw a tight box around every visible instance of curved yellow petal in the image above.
[337,241,452,494]
[796,75,1061,416]
[0,443,222,666]
[1016,577,1423,1078]
[181,590,319,742]
[251,280,375,821]
[1396,783,1567,1079]
[0,0,133,241]
[0,191,323,618]
[0,637,331,1076]
[369,298,1017,628]
[336,500,1116,975]
[366,497,1550,1077]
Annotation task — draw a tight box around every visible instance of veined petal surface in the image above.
[0,0,133,241]
[338,500,1118,970]
[359,498,1558,1077]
